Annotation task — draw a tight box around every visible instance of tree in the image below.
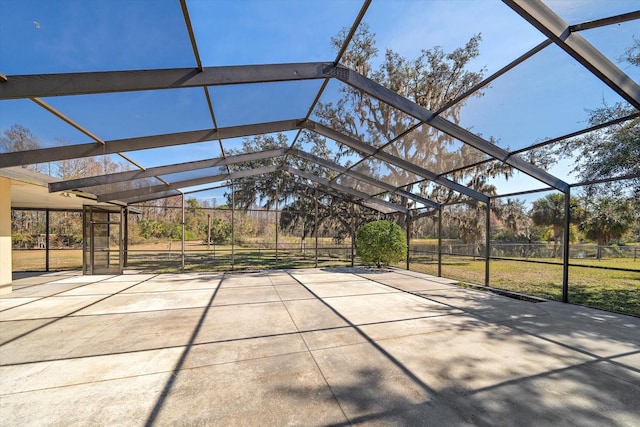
[356,220,406,268]
[184,198,205,239]
[227,133,291,210]
[317,24,512,213]
[229,25,516,239]
[624,37,640,67]
[580,197,634,259]
[0,124,40,152]
[561,103,639,190]
[553,41,640,196]
[138,219,164,239]
[530,193,583,257]
[209,217,232,244]
[56,151,126,180]
[227,132,382,245]
[443,202,487,249]
[492,198,531,241]
[0,124,45,172]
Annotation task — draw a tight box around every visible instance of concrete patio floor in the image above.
[1,268,638,426]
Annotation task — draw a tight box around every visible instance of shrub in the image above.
[11,232,33,249]
[356,220,407,268]
[138,219,163,239]
[209,218,232,244]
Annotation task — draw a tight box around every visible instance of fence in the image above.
[410,242,639,261]
[407,240,639,316]
[10,205,639,316]
[123,242,354,272]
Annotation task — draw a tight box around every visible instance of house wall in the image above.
[0,177,12,294]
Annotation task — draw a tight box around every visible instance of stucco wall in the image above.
[0,177,12,294]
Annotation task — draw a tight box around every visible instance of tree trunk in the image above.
[350,222,357,267]
[553,224,561,258]
[597,236,605,260]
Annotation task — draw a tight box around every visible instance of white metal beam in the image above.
[0,120,300,168]
[286,166,407,213]
[503,0,640,110]
[323,65,570,193]
[96,166,279,202]
[0,63,331,99]
[305,120,490,203]
[49,149,287,192]
[119,189,183,204]
[291,149,440,208]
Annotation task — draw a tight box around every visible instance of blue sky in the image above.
[1,0,637,205]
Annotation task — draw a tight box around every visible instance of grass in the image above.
[11,242,639,316]
[125,250,352,273]
[12,249,82,271]
[408,257,639,316]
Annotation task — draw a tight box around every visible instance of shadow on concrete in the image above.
[0,277,146,346]
[143,274,222,426]
[277,270,640,426]
[2,269,638,425]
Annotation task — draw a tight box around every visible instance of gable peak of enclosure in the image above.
[1,0,638,209]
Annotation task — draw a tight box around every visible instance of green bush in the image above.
[356,220,407,268]
[209,218,232,244]
[11,232,34,248]
[170,224,197,241]
[139,219,164,239]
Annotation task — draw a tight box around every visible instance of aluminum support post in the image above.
[438,206,443,277]
[231,184,235,271]
[275,183,279,269]
[314,189,319,268]
[45,209,50,272]
[562,190,571,303]
[485,202,491,286]
[406,213,411,271]
[181,193,185,273]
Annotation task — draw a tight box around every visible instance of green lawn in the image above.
[408,257,639,316]
[12,243,639,316]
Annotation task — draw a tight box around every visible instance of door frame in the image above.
[83,205,124,275]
